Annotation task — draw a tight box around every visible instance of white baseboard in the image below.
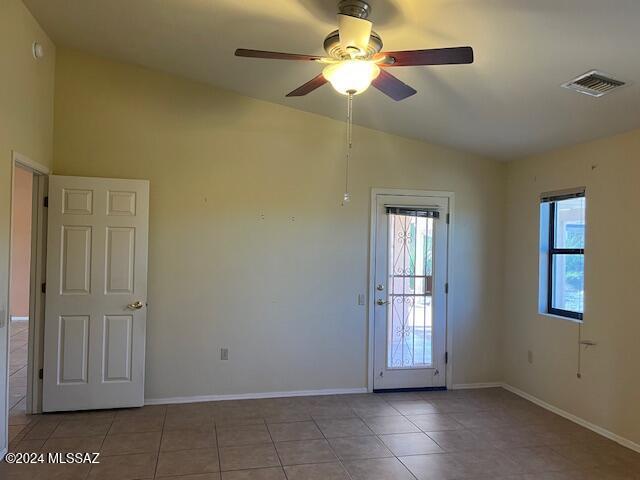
[145,387,368,405]
[451,382,503,390]
[502,383,640,453]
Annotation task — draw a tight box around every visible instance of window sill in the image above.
[538,311,584,324]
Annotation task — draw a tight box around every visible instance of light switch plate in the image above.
[357,294,365,306]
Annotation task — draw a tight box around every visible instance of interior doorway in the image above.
[8,165,33,419]
[6,153,48,443]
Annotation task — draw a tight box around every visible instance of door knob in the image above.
[376,299,389,306]
[127,301,144,310]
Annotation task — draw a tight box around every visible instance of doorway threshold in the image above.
[373,386,447,393]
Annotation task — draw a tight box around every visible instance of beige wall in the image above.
[10,166,33,318]
[53,49,506,400]
[503,128,640,445]
[0,0,55,453]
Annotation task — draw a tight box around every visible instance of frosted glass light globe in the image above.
[323,60,380,95]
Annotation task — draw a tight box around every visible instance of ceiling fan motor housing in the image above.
[324,30,382,59]
[338,0,370,19]
[327,0,381,58]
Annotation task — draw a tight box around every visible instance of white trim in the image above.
[145,387,368,405]
[445,194,455,391]
[538,312,583,325]
[12,151,50,175]
[451,382,503,390]
[502,383,640,453]
[1,446,6,460]
[367,192,377,393]
[26,174,48,414]
[10,316,28,322]
[367,188,455,392]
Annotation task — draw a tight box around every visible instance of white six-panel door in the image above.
[43,176,149,411]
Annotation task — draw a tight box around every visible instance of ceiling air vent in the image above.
[562,70,626,97]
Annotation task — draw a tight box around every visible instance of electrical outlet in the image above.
[527,350,534,364]
[357,294,365,306]
[220,348,229,361]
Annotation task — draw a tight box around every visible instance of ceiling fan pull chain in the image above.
[343,92,354,204]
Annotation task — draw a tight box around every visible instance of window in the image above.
[540,189,585,320]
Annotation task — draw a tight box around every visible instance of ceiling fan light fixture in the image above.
[323,60,380,95]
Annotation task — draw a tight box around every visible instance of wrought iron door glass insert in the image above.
[386,210,434,368]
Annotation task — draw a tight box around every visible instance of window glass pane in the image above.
[552,254,584,313]
[554,197,585,248]
[387,214,433,368]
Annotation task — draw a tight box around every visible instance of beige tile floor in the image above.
[2,387,640,479]
[8,319,29,446]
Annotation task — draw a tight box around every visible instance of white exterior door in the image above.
[43,175,149,411]
[373,194,449,390]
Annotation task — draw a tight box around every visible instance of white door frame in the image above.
[5,152,49,441]
[367,188,455,392]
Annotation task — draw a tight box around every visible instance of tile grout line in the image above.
[367,401,421,480]
[87,413,114,480]
[263,413,288,479]
[152,406,168,479]
[213,407,222,480]
[310,406,365,480]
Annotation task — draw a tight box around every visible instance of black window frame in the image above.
[546,194,585,321]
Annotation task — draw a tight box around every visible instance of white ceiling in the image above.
[24,0,640,159]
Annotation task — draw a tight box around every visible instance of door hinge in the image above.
[43,196,49,208]
[446,213,450,224]
[41,282,46,294]
[38,368,43,379]
[444,283,449,294]
[445,352,448,364]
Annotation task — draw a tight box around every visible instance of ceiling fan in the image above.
[235,0,474,101]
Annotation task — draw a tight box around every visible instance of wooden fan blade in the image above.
[235,49,324,62]
[379,46,474,67]
[286,74,328,97]
[372,69,417,101]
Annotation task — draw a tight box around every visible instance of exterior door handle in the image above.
[376,299,389,306]
[127,301,144,310]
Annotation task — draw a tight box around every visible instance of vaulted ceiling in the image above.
[24,0,640,159]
